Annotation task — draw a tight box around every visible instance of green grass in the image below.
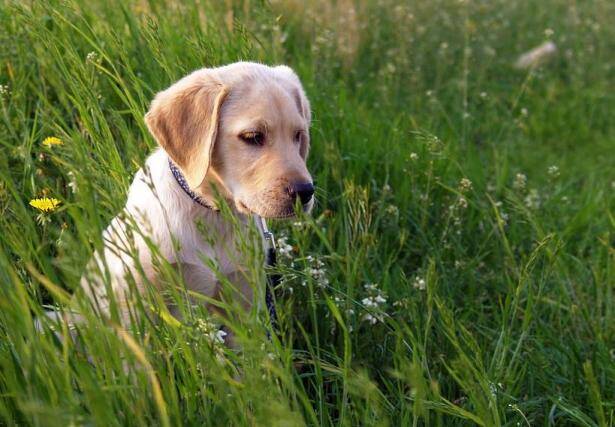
[1,0,614,425]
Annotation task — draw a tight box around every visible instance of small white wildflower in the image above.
[459,178,473,192]
[382,184,391,193]
[276,235,293,259]
[362,313,382,324]
[364,283,378,292]
[524,188,541,209]
[385,204,399,217]
[67,171,78,194]
[360,283,388,324]
[86,51,100,64]
[374,294,387,304]
[361,297,378,309]
[547,165,560,178]
[412,276,426,290]
[304,256,328,288]
[520,108,528,117]
[544,28,554,37]
[513,173,527,190]
[479,91,488,99]
[457,197,468,209]
[409,152,419,161]
[0,84,9,98]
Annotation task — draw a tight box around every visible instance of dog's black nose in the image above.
[290,182,315,205]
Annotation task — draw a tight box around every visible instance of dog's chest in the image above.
[172,218,244,295]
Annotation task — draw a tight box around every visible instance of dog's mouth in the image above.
[235,198,312,219]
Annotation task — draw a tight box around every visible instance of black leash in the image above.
[253,215,279,333]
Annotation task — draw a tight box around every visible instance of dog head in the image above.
[145,62,313,218]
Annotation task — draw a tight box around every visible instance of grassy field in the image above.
[1,0,614,425]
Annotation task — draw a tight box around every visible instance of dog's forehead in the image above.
[220,77,306,130]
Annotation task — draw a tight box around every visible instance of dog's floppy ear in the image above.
[145,70,228,189]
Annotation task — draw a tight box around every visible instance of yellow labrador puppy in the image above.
[79,62,313,329]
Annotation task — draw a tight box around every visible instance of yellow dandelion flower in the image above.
[42,136,63,147]
[29,197,61,213]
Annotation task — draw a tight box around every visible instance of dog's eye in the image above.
[239,131,265,146]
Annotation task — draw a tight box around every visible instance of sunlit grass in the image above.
[0,0,613,425]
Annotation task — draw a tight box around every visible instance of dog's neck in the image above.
[197,168,235,211]
[168,159,234,212]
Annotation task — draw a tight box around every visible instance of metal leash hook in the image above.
[253,214,280,335]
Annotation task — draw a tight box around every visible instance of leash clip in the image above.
[254,215,276,253]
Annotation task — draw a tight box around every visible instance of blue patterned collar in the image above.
[168,159,216,210]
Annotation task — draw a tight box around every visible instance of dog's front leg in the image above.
[208,269,256,349]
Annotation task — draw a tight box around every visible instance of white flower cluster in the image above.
[412,276,426,290]
[276,234,293,259]
[292,220,307,229]
[385,204,399,217]
[548,165,560,178]
[86,51,100,64]
[457,197,468,210]
[513,173,527,191]
[524,188,541,210]
[361,283,387,324]
[302,255,329,288]
[448,189,469,233]
[459,177,473,192]
[0,84,9,98]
